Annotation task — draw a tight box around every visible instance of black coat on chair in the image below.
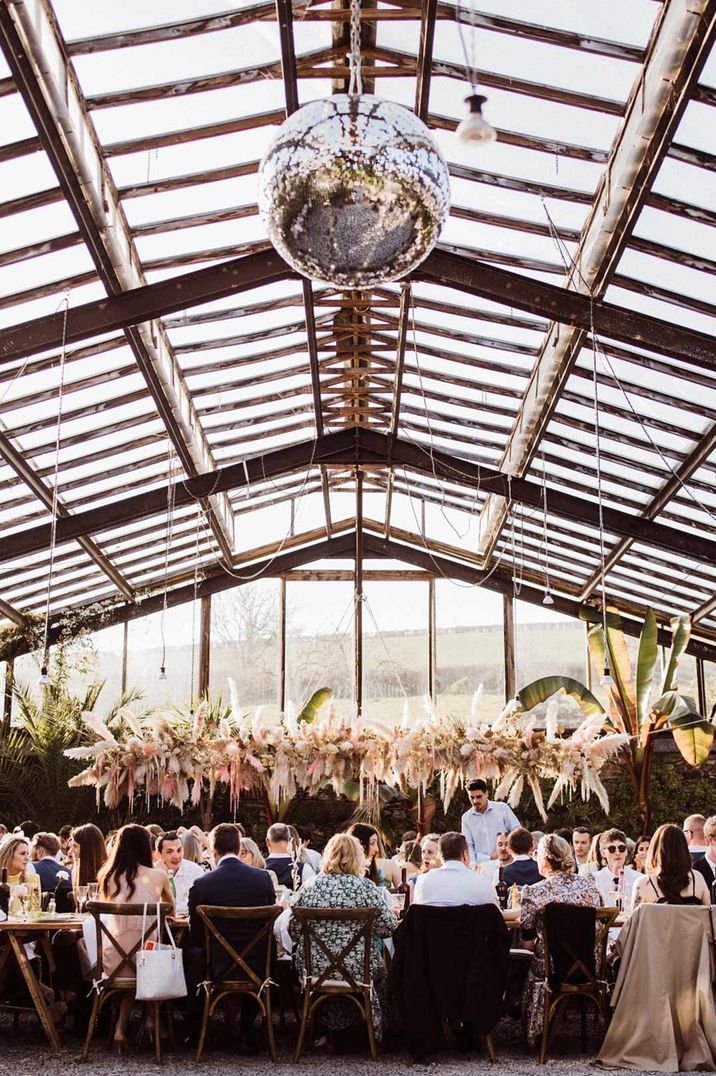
[390,903,510,1060]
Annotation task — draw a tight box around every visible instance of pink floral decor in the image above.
[66,692,629,820]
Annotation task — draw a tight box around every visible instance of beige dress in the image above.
[102,865,169,981]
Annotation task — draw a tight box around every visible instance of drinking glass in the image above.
[87,882,99,902]
[74,885,88,914]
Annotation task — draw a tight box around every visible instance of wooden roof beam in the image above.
[474,0,716,563]
[0,0,237,564]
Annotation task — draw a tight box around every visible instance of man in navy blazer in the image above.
[502,828,543,887]
[187,822,275,982]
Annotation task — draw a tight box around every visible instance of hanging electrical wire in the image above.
[38,291,70,688]
[454,0,496,145]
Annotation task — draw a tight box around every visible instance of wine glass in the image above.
[74,885,88,914]
[87,882,99,902]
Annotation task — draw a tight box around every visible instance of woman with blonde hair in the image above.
[0,834,33,885]
[520,834,602,1044]
[181,829,207,870]
[240,837,280,894]
[631,824,709,908]
[288,833,398,1040]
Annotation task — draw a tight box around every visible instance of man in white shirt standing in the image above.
[156,830,204,917]
[414,832,498,908]
[460,779,520,865]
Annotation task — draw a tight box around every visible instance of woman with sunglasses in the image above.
[593,829,641,910]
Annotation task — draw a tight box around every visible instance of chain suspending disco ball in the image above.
[258,95,450,287]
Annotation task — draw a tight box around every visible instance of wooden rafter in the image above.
[475,0,716,562]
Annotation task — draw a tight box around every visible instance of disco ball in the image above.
[258,94,450,287]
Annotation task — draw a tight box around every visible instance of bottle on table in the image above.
[496,867,508,910]
[0,868,9,917]
[397,867,411,914]
[510,883,520,910]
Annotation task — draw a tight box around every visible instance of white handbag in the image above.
[135,902,187,1001]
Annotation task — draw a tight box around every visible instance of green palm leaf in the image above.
[635,608,658,725]
[297,687,333,724]
[517,676,605,718]
[662,614,691,693]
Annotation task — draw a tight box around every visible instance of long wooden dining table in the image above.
[0,913,86,1052]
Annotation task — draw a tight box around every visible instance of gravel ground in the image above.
[0,1013,698,1075]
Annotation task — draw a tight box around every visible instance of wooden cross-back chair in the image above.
[292,906,380,1063]
[80,899,173,1064]
[539,904,619,1064]
[194,904,282,1062]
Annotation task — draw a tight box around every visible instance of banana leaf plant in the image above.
[584,607,714,832]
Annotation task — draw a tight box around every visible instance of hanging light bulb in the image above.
[37,664,52,687]
[542,588,554,606]
[601,663,614,687]
[158,665,167,681]
[456,94,496,146]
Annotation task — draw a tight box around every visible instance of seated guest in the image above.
[593,829,640,909]
[15,820,40,840]
[632,824,709,908]
[693,815,716,888]
[348,823,400,888]
[97,824,174,1048]
[461,779,520,865]
[579,831,606,876]
[264,823,315,890]
[392,830,418,864]
[414,832,498,908]
[145,824,163,863]
[71,823,107,887]
[478,830,512,881]
[0,834,35,886]
[502,828,542,886]
[683,814,708,863]
[288,833,397,1041]
[396,838,422,879]
[58,825,73,863]
[520,834,601,1045]
[240,837,280,893]
[31,832,71,892]
[632,834,651,874]
[572,826,592,870]
[181,829,208,871]
[184,823,276,1047]
[296,826,322,873]
[418,832,442,873]
[530,831,545,856]
[156,830,204,917]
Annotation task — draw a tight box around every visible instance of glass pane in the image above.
[515,601,587,725]
[126,602,197,709]
[285,581,354,716]
[362,580,428,724]
[210,581,280,717]
[436,581,505,723]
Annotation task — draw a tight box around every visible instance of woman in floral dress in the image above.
[520,833,602,1044]
[288,832,398,1037]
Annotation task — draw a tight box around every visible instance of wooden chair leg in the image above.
[293,988,312,1063]
[166,1003,177,1051]
[263,991,278,1063]
[153,1001,162,1065]
[441,1017,457,1051]
[539,994,552,1065]
[80,992,102,1063]
[194,991,212,1063]
[364,992,379,1062]
[580,999,588,1052]
[485,1033,496,1063]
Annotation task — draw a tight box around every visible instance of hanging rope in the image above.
[348,0,363,96]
